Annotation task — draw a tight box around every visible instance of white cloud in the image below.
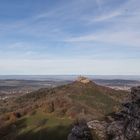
[66,30,140,47]
[65,0,140,47]
[8,42,27,49]
[94,11,122,22]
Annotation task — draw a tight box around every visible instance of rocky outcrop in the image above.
[107,86,140,140]
[68,119,93,140]
[84,86,140,140]
[87,120,107,140]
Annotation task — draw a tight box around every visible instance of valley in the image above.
[0,76,135,140]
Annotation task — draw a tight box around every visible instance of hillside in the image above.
[0,77,129,140]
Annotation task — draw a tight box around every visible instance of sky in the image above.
[0,0,140,75]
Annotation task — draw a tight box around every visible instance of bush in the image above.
[55,108,67,117]
[35,119,48,127]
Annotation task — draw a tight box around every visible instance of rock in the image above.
[87,120,108,140]
[68,119,93,140]
[107,86,140,140]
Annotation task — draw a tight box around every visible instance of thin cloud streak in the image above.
[65,31,140,47]
[92,11,122,22]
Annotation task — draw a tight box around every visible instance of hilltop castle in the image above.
[76,76,91,84]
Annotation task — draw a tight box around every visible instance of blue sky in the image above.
[0,0,140,75]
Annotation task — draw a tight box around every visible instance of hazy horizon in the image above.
[0,75,140,81]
